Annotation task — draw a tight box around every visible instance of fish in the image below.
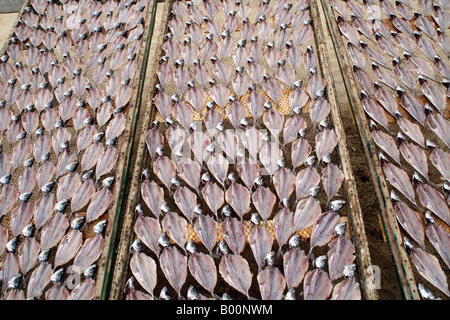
[257,265,286,300]
[1,252,19,292]
[283,245,309,290]
[10,198,34,238]
[193,213,218,254]
[361,92,390,132]
[291,137,312,169]
[315,128,338,162]
[40,212,69,251]
[54,219,84,268]
[395,112,425,148]
[160,246,187,299]
[56,167,82,203]
[295,165,321,200]
[26,261,52,299]
[425,109,450,149]
[397,88,426,127]
[236,157,261,190]
[33,191,55,231]
[248,224,273,271]
[425,211,450,269]
[380,155,417,206]
[187,244,217,296]
[309,211,341,257]
[125,277,153,300]
[85,178,114,223]
[259,139,283,176]
[72,220,106,274]
[370,122,401,166]
[95,139,119,181]
[68,278,96,300]
[161,211,188,250]
[418,78,445,115]
[206,152,229,188]
[209,82,230,110]
[221,216,246,256]
[331,265,361,300]
[176,157,201,191]
[133,205,161,256]
[414,175,450,226]
[327,223,356,281]
[246,86,265,120]
[153,155,177,190]
[273,167,295,204]
[303,256,332,300]
[252,185,276,222]
[130,250,157,298]
[293,196,322,232]
[273,208,294,253]
[202,180,224,218]
[404,237,450,297]
[398,134,428,181]
[225,182,251,220]
[241,126,263,160]
[322,163,344,204]
[428,141,450,182]
[219,253,252,299]
[18,236,40,275]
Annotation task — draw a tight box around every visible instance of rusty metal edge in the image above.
[318,0,420,300]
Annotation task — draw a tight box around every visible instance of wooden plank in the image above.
[310,0,379,301]
[107,0,172,300]
[319,0,420,300]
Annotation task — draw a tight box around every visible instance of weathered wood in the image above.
[108,0,172,300]
[319,0,420,300]
[310,0,379,301]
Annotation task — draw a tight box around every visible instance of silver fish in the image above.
[273,208,294,253]
[219,253,253,299]
[293,196,322,232]
[248,224,273,271]
[17,236,39,275]
[26,261,52,299]
[68,278,96,300]
[130,250,157,297]
[404,237,450,297]
[283,245,309,290]
[134,207,161,256]
[425,211,450,269]
[187,249,217,296]
[303,256,332,300]
[414,176,450,226]
[40,212,69,251]
[257,265,286,300]
[72,221,106,274]
[160,246,187,299]
[370,123,401,166]
[85,180,113,223]
[309,211,341,257]
[381,156,416,205]
[327,226,356,281]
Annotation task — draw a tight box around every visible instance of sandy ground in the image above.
[0,3,401,300]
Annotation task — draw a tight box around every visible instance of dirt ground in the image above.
[0,3,402,300]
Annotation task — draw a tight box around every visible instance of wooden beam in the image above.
[319,0,420,300]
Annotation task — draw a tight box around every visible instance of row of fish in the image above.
[126,0,363,300]
[330,0,449,299]
[0,0,150,299]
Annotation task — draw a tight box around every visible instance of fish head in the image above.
[160,286,171,300]
[423,104,434,116]
[130,239,143,254]
[329,199,346,212]
[288,234,301,249]
[19,192,33,203]
[305,155,316,167]
[411,171,423,186]
[66,161,79,173]
[250,212,262,226]
[263,252,276,269]
[424,211,436,226]
[186,240,197,255]
[21,223,34,238]
[285,288,296,300]
[71,216,86,230]
[94,220,107,235]
[6,237,19,253]
[334,222,347,237]
[221,205,232,219]
[41,181,55,194]
[418,283,438,300]
[8,273,22,290]
[403,237,415,255]
[39,248,51,263]
[343,264,357,278]
[84,264,97,278]
[158,232,171,248]
[55,199,69,213]
[51,268,64,283]
[313,255,327,270]
[308,186,321,198]
[187,286,199,300]
[160,202,171,214]
[396,131,407,145]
